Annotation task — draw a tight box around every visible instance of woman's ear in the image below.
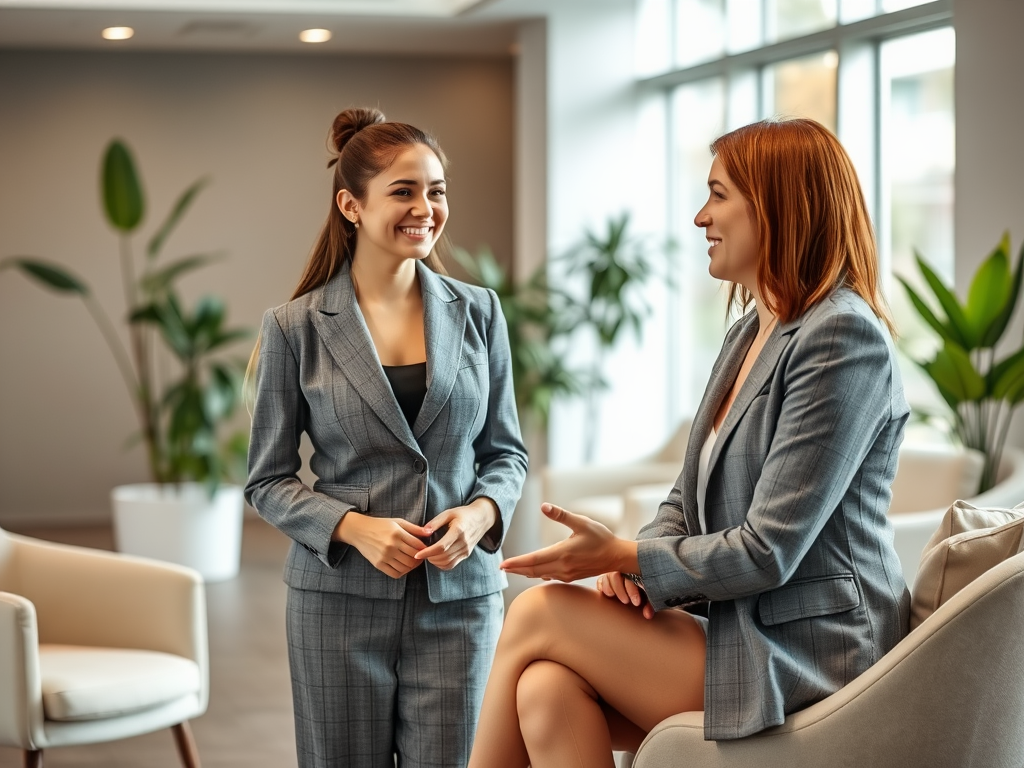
[336,189,360,225]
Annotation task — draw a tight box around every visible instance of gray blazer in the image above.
[637,288,911,741]
[245,259,528,603]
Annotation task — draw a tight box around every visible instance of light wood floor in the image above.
[0,518,300,768]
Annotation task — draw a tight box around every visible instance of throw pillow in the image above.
[910,501,1024,630]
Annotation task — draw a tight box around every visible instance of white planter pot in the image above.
[112,483,244,582]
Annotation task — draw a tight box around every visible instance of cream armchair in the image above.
[632,543,1024,768]
[0,526,209,768]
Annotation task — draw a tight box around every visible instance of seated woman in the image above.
[467,117,911,768]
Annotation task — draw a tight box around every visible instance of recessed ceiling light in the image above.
[299,28,332,44]
[102,26,134,41]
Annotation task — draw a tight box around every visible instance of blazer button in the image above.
[412,459,426,474]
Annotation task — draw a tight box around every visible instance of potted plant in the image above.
[897,232,1024,493]
[453,211,669,454]
[0,139,250,580]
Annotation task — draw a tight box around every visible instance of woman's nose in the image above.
[694,209,711,228]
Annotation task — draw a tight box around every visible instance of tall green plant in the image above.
[557,212,667,461]
[452,246,591,430]
[453,212,669,459]
[1,139,250,491]
[897,232,1024,493]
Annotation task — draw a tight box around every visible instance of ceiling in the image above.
[0,0,540,56]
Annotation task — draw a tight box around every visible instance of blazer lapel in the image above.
[413,262,466,438]
[310,261,420,453]
[681,312,759,531]
[702,312,805,530]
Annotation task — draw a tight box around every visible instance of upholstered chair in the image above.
[0,526,209,767]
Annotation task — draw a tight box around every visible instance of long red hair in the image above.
[712,118,894,333]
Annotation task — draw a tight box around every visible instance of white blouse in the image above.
[695,426,718,535]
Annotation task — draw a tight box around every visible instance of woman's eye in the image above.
[431,189,446,197]
[392,189,411,197]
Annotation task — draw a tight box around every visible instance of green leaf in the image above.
[102,139,144,232]
[204,328,251,354]
[923,342,986,403]
[914,251,974,348]
[139,253,224,293]
[991,348,1024,400]
[895,277,958,348]
[981,233,1024,347]
[965,235,1012,347]
[203,365,236,420]
[3,258,89,294]
[147,177,209,259]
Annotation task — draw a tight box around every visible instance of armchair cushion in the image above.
[39,645,201,722]
[910,501,1024,630]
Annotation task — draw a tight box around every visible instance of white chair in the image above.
[631,503,1024,768]
[0,526,209,767]
[631,546,1024,768]
[539,419,691,545]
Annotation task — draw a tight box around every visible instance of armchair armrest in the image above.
[0,592,43,749]
[7,535,207,673]
[541,463,682,508]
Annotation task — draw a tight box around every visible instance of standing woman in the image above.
[245,107,528,768]
[468,118,910,767]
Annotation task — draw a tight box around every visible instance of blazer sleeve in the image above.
[469,288,529,552]
[244,308,353,568]
[637,309,901,608]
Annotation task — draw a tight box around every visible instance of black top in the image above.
[382,362,427,428]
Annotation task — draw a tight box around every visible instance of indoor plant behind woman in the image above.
[1,139,250,581]
[244,107,527,768]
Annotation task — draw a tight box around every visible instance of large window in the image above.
[639,0,954,423]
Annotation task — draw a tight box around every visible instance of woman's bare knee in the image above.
[500,583,589,651]
[516,660,594,749]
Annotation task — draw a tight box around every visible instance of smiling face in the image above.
[337,142,448,267]
[693,156,760,293]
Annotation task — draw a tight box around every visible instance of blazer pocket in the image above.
[758,574,860,626]
[313,482,370,513]
[460,351,488,369]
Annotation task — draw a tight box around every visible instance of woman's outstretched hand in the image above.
[500,503,640,583]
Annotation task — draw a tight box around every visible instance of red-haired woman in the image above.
[245,108,527,768]
[468,118,910,767]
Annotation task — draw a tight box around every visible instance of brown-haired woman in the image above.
[468,118,910,767]
[245,107,527,768]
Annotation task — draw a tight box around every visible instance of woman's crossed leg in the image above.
[468,582,706,768]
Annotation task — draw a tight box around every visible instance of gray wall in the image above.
[0,49,514,525]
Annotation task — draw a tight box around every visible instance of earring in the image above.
[354,220,359,229]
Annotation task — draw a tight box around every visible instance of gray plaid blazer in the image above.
[245,259,528,603]
[637,288,911,741]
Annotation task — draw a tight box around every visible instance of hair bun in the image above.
[329,107,386,158]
